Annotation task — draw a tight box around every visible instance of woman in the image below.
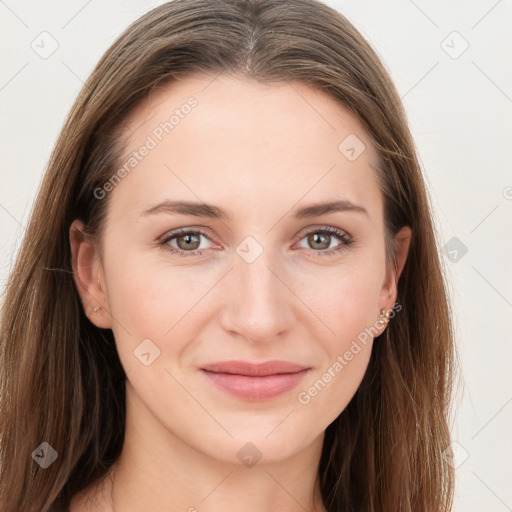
[0,0,456,510]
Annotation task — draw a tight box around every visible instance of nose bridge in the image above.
[220,236,295,342]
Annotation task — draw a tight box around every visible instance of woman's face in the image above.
[73,74,410,466]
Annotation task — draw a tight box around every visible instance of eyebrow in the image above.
[140,199,368,219]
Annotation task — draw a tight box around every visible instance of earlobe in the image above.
[69,219,112,329]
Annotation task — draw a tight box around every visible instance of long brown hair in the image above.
[0,0,456,510]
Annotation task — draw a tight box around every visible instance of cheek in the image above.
[102,250,195,375]
[104,238,383,380]
[104,245,194,329]
[297,308,376,428]
[299,259,383,335]
[293,266,381,419]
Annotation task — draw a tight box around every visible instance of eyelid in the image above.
[158,225,353,257]
[292,225,353,255]
[294,224,352,241]
[157,227,219,251]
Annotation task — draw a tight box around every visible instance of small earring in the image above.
[378,308,391,323]
[92,306,100,313]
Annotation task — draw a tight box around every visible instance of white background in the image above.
[1,1,511,510]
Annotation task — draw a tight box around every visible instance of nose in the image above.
[218,245,297,344]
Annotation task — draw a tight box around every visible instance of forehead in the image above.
[111,73,383,224]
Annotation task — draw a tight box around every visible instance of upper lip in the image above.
[201,360,309,377]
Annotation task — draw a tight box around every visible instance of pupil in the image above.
[179,234,199,250]
[311,233,329,250]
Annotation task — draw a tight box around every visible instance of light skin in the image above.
[69,73,411,512]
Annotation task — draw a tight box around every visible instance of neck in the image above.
[107,383,327,512]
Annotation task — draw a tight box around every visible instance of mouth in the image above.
[200,360,310,400]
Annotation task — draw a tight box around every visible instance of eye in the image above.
[158,226,353,258]
[295,226,353,257]
[158,228,215,257]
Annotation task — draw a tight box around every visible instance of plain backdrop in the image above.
[1,1,511,510]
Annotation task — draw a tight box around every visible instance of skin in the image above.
[69,73,411,512]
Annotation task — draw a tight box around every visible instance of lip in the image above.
[200,360,310,401]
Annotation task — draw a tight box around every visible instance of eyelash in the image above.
[158,226,353,258]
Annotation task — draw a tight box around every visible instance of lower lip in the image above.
[201,369,309,400]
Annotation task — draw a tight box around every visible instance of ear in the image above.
[69,219,112,329]
[378,225,412,316]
